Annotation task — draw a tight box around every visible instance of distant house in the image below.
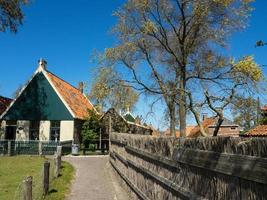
[0,59,95,143]
[0,96,12,116]
[123,110,143,125]
[243,125,267,137]
[123,112,136,123]
[101,108,152,135]
[188,115,240,137]
[0,96,13,139]
[164,126,195,137]
[243,105,267,137]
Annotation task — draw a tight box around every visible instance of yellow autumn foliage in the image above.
[132,0,149,10]
[142,20,157,34]
[212,0,234,6]
[105,42,137,60]
[232,56,262,82]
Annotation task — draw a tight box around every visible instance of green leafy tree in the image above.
[81,110,100,149]
[104,0,259,137]
[0,0,28,33]
[90,67,138,113]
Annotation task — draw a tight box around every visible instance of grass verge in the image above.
[0,156,74,200]
[44,160,74,200]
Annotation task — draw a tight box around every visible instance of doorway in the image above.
[5,126,16,140]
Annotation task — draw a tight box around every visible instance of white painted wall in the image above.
[60,120,74,141]
[2,120,74,141]
[0,120,6,139]
[39,121,50,141]
[16,120,30,140]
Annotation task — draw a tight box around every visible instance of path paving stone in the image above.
[64,155,130,200]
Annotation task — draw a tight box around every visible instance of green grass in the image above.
[0,156,74,200]
[45,161,74,200]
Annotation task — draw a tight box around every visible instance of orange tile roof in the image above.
[164,125,195,137]
[261,105,267,111]
[0,96,12,115]
[245,125,267,137]
[187,118,215,137]
[45,70,94,120]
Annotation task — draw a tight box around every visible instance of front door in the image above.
[5,126,16,140]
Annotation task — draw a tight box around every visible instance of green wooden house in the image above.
[0,59,95,143]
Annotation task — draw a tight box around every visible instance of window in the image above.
[50,121,60,141]
[29,121,40,140]
[231,127,236,130]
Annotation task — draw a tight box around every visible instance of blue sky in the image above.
[0,0,267,129]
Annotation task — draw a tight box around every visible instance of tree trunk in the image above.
[213,115,224,136]
[169,102,176,137]
[188,92,207,137]
[179,67,186,137]
[191,108,207,137]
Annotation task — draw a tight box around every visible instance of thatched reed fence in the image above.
[109,132,267,200]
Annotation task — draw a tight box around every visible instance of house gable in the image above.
[3,72,73,120]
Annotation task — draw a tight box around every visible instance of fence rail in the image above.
[0,140,72,156]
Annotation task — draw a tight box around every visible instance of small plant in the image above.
[88,144,96,151]
[259,117,267,125]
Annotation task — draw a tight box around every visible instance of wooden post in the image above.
[57,146,62,171]
[39,141,42,156]
[99,128,102,152]
[43,161,50,195]
[108,115,111,153]
[23,176,32,200]
[108,115,112,135]
[7,140,11,156]
[57,145,62,156]
[54,152,61,178]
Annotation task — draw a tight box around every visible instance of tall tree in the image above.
[105,0,256,137]
[0,0,28,33]
[231,96,259,131]
[90,67,139,113]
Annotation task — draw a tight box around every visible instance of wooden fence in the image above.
[0,140,72,156]
[110,132,267,200]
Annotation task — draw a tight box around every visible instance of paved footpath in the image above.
[63,155,130,200]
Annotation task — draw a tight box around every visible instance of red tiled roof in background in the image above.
[0,96,13,115]
[164,125,195,137]
[45,71,94,120]
[188,118,215,137]
[261,105,267,111]
[245,125,267,137]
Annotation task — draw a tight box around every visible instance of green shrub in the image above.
[81,109,100,148]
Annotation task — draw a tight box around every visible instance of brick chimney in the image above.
[202,113,208,121]
[38,58,47,70]
[78,82,84,93]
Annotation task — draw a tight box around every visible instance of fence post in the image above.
[43,161,50,196]
[23,176,32,200]
[108,115,112,135]
[108,116,112,152]
[54,152,61,178]
[57,145,62,157]
[57,145,62,170]
[99,128,102,152]
[39,141,42,156]
[8,140,11,156]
